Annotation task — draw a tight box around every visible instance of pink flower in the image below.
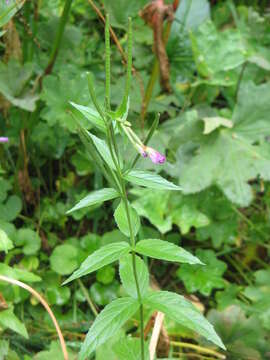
[135,144,148,158]
[145,146,166,164]
[122,124,165,164]
[0,137,8,143]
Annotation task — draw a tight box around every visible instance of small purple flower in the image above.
[145,146,166,164]
[0,137,8,143]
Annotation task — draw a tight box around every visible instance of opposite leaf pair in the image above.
[65,14,225,360]
[63,239,224,359]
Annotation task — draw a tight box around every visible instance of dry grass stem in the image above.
[0,275,69,360]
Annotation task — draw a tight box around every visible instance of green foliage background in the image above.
[0,0,270,359]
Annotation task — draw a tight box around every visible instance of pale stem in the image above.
[149,311,165,360]
[0,275,69,360]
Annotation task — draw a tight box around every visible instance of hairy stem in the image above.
[121,184,145,360]
[105,14,111,110]
[102,15,145,358]
[87,0,145,101]
[106,119,145,359]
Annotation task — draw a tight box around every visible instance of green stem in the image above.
[124,18,132,101]
[109,123,121,168]
[106,125,122,178]
[231,205,270,247]
[102,15,145,358]
[105,14,111,110]
[121,184,145,360]
[107,120,145,359]
[225,255,253,286]
[22,0,31,62]
[44,0,73,75]
[130,113,160,170]
[77,279,98,317]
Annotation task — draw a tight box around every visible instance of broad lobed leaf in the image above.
[177,249,227,296]
[175,81,270,206]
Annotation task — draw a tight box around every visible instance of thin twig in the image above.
[140,0,180,122]
[170,341,226,359]
[173,352,217,359]
[149,311,165,360]
[0,275,69,360]
[39,0,73,88]
[77,279,98,317]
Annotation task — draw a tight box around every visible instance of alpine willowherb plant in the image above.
[64,16,225,360]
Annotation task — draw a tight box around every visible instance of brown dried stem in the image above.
[0,275,69,360]
[149,311,165,360]
[140,0,180,122]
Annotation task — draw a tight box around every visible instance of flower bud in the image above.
[0,137,9,143]
[135,144,148,158]
[145,146,166,164]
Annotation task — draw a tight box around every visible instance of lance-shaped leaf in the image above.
[114,200,140,237]
[70,101,106,133]
[67,188,119,214]
[75,122,115,187]
[144,291,225,350]
[124,170,181,191]
[135,239,203,265]
[0,0,25,27]
[63,242,130,284]
[87,131,117,170]
[79,297,139,359]
[119,254,149,298]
